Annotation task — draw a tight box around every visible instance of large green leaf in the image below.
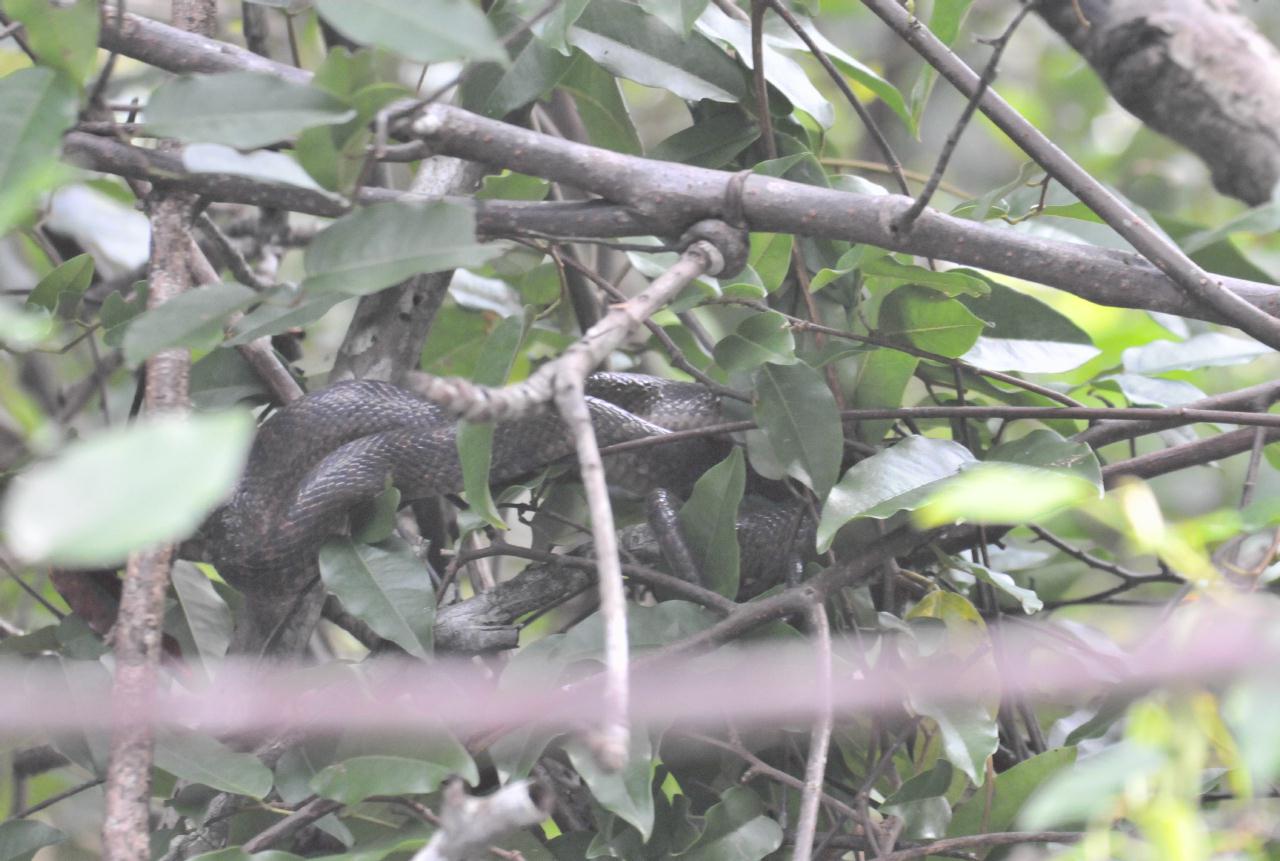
[695,5,833,127]
[567,732,656,840]
[753,362,841,501]
[155,729,274,798]
[679,448,746,597]
[458,312,528,530]
[145,72,356,149]
[677,786,783,860]
[1122,332,1271,373]
[2,0,99,83]
[2,411,253,565]
[949,746,1077,836]
[123,281,259,367]
[0,821,65,861]
[302,201,501,296]
[877,284,986,358]
[318,537,435,658]
[816,436,974,552]
[957,280,1098,373]
[311,754,469,804]
[314,0,506,64]
[569,0,746,103]
[556,52,643,155]
[0,68,77,199]
[916,430,1102,527]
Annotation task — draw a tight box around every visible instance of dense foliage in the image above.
[3,0,1280,859]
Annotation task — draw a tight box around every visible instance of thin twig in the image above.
[750,0,778,161]
[896,3,1033,230]
[761,0,910,195]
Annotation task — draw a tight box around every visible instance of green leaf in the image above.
[649,107,759,168]
[294,48,410,193]
[915,464,1100,528]
[949,746,1077,836]
[817,436,975,552]
[956,559,1042,613]
[910,697,998,786]
[1,410,254,565]
[26,253,93,320]
[145,72,356,149]
[100,284,148,347]
[760,13,913,132]
[864,258,989,297]
[713,312,796,373]
[695,4,833,127]
[1103,373,1206,408]
[155,729,274,798]
[315,0,506,64]
[849,348,918,445]
[678,448,746,597]
[1020,742,1165,829]
[909,0,973,128]
[0,821,65,861]
[155,726,275,798]
[753,362,842,501]
[677,786,783,860]
[311,754,467,804]
[464,35,574,119]
[640,0,709,34]
[123,281,259,367]
[0,68,78,200]
[318,537,435,658]
[958,280,1098,373]
[458,312,528,529]
[171,561,233,663]
[2,0,99,84]
[182,143,331,193]
[880,762,954,839]
[302,201,501,296]
[569,0,746,103]
[558,51,643,155]
[225,291,348,345]
[567,732,656,840]
[877,284,986,358]
[1122,332,1271,373]
[916,430,1103,527]
[989,430,1102,486]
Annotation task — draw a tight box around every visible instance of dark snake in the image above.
[201,373,813,650]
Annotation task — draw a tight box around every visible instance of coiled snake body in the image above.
[203,373,811,648]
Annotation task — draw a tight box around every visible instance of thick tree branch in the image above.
[1036,0,1280,205]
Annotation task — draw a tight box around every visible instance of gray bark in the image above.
[1037,0,1280,204]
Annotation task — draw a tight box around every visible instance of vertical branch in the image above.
[792,602,833,861]
[101,5,213,857]
[554,375,629,769]
[750,0,778,160]
[101,193,195,861]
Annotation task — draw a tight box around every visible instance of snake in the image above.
[201,373,813,649]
